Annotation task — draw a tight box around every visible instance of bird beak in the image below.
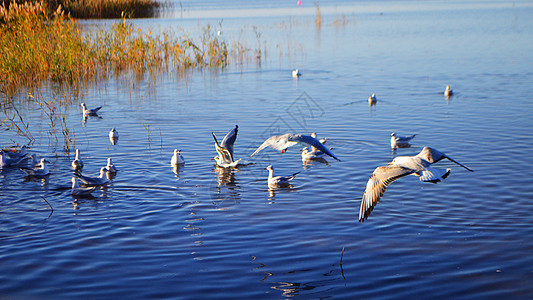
[445,155,474,172]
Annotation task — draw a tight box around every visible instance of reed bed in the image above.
[3,0,160,18]
[0,2,262,94]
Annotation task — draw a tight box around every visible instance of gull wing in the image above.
[250,134,295,157]
[419,167,451,183]
[213,132,234,163]
[291,134,341,161]
[220,125,238,160]
[359,165,415,222]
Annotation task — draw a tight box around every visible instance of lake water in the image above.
[2,0,533,298]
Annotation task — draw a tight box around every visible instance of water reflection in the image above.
[302,157,329,169]
[251,255,342,298]
[210,165,241,207]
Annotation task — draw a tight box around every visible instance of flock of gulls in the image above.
[1,84,472,222]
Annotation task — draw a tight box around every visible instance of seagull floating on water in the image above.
[0,151,26,168]
[368,93,377,105]
[71,177,97,196]
[105,158,117,173]
[30,154,42,168]
[81,103,102,116]
[212,125,241,168]
[359,146,474,222]
[171,149,185,165]
[390,132,417,149]
[265,165,299,188]
[292,69,301,77]
[444,85,453,97]
[109,128,118,139]
[251,133,340,161]
[3,145,28,160]
[76,167,109,186]
[72,149,83,171]
[301,132,328,160]
[20,158,50,177]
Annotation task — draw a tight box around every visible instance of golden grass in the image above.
[3,0,160,19]
[0,2,261,94]
[61,0,159,19]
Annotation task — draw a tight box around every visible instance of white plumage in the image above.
[359,147,474,222]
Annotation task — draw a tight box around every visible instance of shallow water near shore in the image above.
[2,1,533,298]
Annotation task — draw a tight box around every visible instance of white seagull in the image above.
[30,154,42,168]
[3,145,28,159]
[72,149,83,171]
[105,158,117,173]
[301,132,328,160]
[109,128,119,139]
[81,103,102,116]
[265,165,299,188]
[171,149,185,165]
[444,85,453,97]
[292,69,301,77]
[20,158,50,177]
[390,132,417,149]
[368,93,377,105]
[251,133,340,161]
[0,151,26,168]
[71,177,97,196]
[76,167,109,186]
[212,125,241,168]
[359,147,474,222]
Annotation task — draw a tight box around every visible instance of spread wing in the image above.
[250,134,295,157]
[291,134,341,161]
[213,132,234,163]
[419,167,451,183]
[359,165,415,222]
[220,125,238,160]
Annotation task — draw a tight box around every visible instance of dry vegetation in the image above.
[0,1,262,94]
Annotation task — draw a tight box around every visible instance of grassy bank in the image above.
[3,0,160,18]
[0,2,261,94]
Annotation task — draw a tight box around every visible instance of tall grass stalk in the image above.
[0,2,264,93]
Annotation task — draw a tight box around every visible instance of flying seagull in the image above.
[359,147,473,222]
[250,133,340,161]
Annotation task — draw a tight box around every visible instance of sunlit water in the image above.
[2,1,533,298]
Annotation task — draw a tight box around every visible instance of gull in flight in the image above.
[292,69,301,77]
[359,147,474,222]
[265,165,299,188]
[212,125,241,168]
[171,149,185,166]
[71,177,97,196]
[76,167,109,186]
[0,151,26,168]
[390,132,417,149]
[251,133,340,161]
[2,145,28,160]
[72,149,83,171]
[301,132,328,160]
[368,93,377,106]
[81,103,102,116]
[20,158,50,177]
[444,85,453,97]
